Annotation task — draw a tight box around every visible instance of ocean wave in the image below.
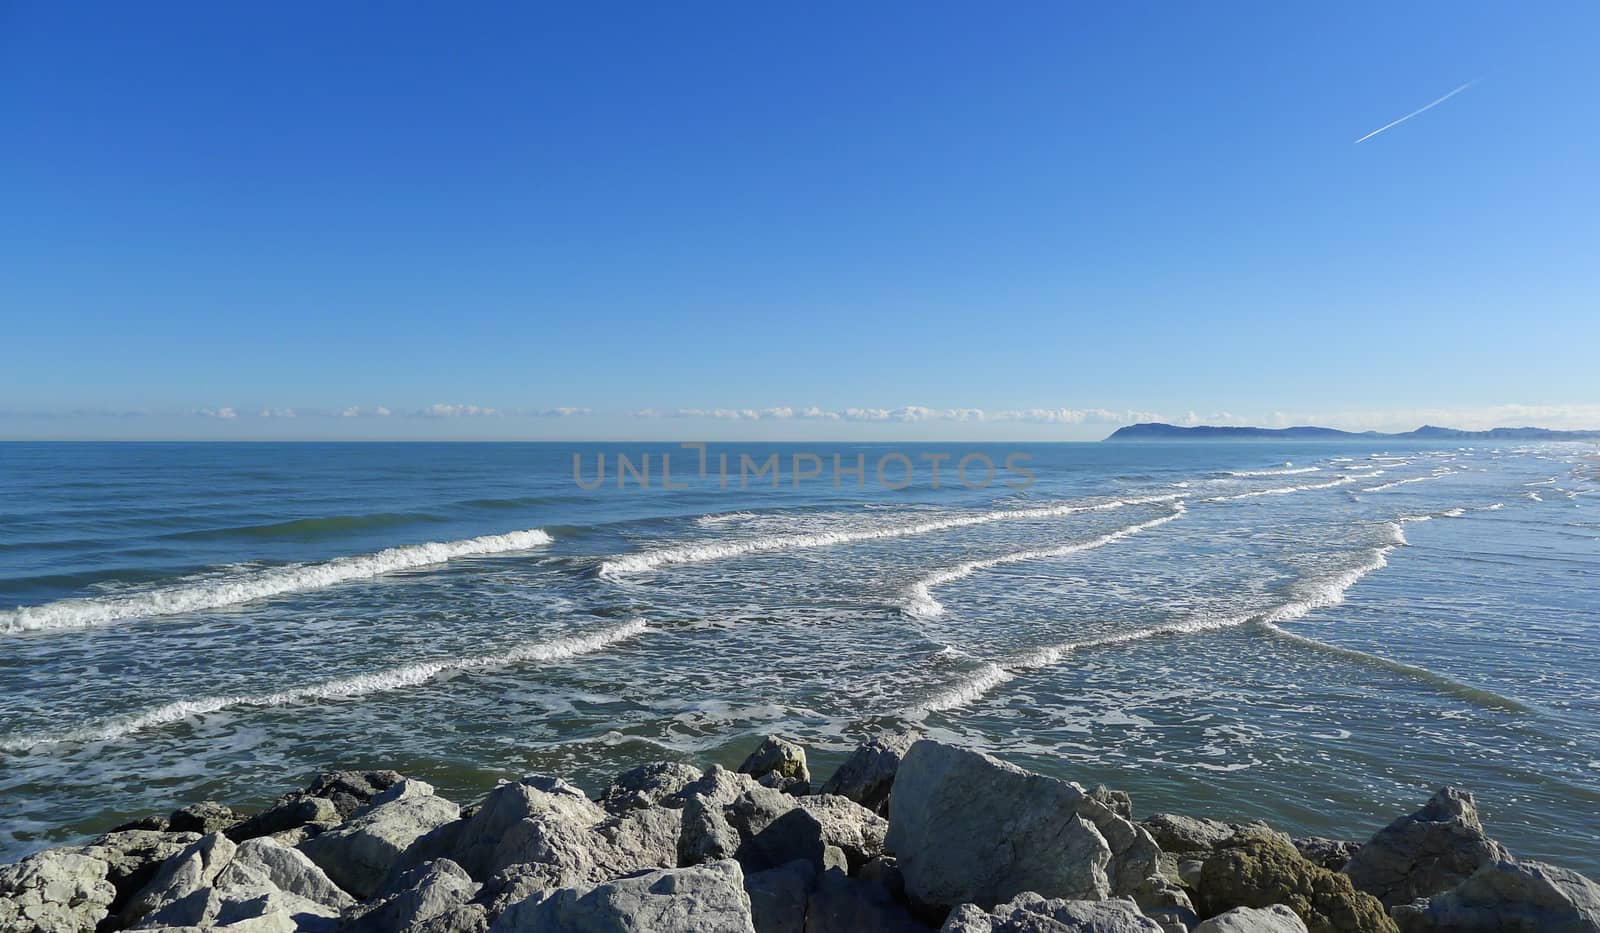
[163,511,447,542]
[0,528,555,634]
[902,504,1186,619]
[1224,466,1321,477]
[695,511,758,527]
[1205,473,1377,502]
[598,495,1181,577]
[1362,471,1456,493]
[0,619,647,751]
[907,523,1405,716]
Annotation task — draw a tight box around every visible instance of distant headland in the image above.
[1104,423,1600,442]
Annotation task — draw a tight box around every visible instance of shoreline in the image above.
[4,733,1597,932]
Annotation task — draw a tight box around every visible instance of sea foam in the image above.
[0,528,555,634]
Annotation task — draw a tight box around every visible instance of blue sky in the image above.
[3,2,1597,440]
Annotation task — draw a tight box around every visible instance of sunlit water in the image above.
[2,441,1597,873]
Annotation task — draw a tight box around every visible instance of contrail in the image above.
[1354,79,1479,144]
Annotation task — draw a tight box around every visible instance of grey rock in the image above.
[599,762,704,815]
[795,795,888,872]
[343,858,480,933]
[69,829,202,913]
[1088,786,1134,821]
[738,736,811,786]
[298,787,459,899]
[670,765,766,809]
[744,859,817,933]
[681,794,744,867]
[302,769,407,821]
[591,806,684,877]
[1140,814,1239,858]
[229,837,352,909]
[941,892,1164,932]
[490,858,756,932]
[168,801,244,836]
[451,777,605,880]
[1196,905,1311,933]
[228,795,341,842]
[819,731,918,817]
[727,789,830,874]
[0,848,117,933]
[888,740,1171,909]
[1390,859,1600,933]
[804,867,922,933]
[1342,788,1511,908]
[1294,838,1361,872]
[125,831,237,924]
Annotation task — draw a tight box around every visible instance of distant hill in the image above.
[1104,423,1600,442]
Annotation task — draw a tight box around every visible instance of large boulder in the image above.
[941,891,1165,932]
[738,736,812,795]
[1341,788,1510,908]
[0,848,117,933]
[342,858,479,933]
[301,769,407,821]
[1390,859,1600,933]
[744,859,816,933]
[168,801,244,836]
[795,795,888,871]
[69,828,202,914]
[1196,904,1311,933]
[1196,827,1397,933]
[298,781,459,899]
[490,858,756,932]
[228,794,341,842]
[226,837,352,909]
[1295,839,1361,873]
[884,740,1164,910]
[804,867,923,933]
[598,761,704,815]
[819,731,918,816]
[124,831,236,925]
[450,776,605,880]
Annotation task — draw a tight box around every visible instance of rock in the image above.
[228,795,340,842]
[724,786,832,874]
[1141,814,1241,858]
[940,891,1165,932]
[1196,827,1397,933]
[168,801,244,835]
[1196,905,1311,933]
[885,740,1168,910]
[124,831,237,925]
[297,785,459,899]
[70,829,202,914]
[795,795,888,872]
[804,867,923,933]
[342,858,480,933]
[599,761,704,815]
[1342,788,1511,909]
[301,769,407,821]
[112,816,172,833]
[738,736,811,787]
[744,859,817,933]
[227,837,352,909]
[591,806,685,877]
[490,858,756,932]
[0,848,117,933]
[450,776,606,880]
[1294,838,1361,873]
[671,765,766,809]
[1390,859,1600,933]
[1089,786,1135,821]
[681,794,745,866]
[819,731,918,817]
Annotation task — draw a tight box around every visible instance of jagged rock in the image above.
[1342,788,1510,908]
[124,831,237,925]
[1390,859,1600,932]
[739,736,811,786]
[297,785,459,899]
[885,740,1166,910]
[591,805,684,876]
[1293,838,1360,872]
[598,761,704,814]
[490,859,756,932]
[804,867,923,933]
[819,731,918,817]
[681,794,745,866]
[342,858,480,933]
[1196,827,1397,933]
[226,837,352,909]
[69,829,201,914]
[134,877,340,932]
[940,891,1165,932]
[477,862,582,917]
[450,776,605,880]
[671,765,767,809]
[745,859,816,933]
[0,848,117,933]
[168,802,244,836]
[1196,904,1311,933]
[112,816,172,833]
[730,793,830,874]
[1089,785,1135,821]
[301,769,406,821]
[1141,814,1241,858]
[795,795,888,871]
[228,795,340,842]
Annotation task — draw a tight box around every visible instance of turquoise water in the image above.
[1,441,1597,872]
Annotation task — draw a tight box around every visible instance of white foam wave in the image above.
[908,524,1403,716]
[0,528,556,634]
[695,512,757,527]
[1526,492,1544,502]
[1480,503,1505,511]
[0,619,648,751]
[1362,472,1455,493]
[1226,466,1321,477]
[902,504,1186,619]
[1205,473,1376,502]
[599,495,1181,577]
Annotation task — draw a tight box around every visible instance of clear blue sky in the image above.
[4,2,1597,439]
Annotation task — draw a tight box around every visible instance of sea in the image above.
[1,440,1597,873]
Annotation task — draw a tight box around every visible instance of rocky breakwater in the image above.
[3,735,1598,932]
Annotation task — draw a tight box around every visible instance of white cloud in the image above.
[257,408,297,418]
[197,407,237,420]
[418,403,497,418]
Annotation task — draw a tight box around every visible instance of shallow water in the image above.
[1,440,1597,872]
